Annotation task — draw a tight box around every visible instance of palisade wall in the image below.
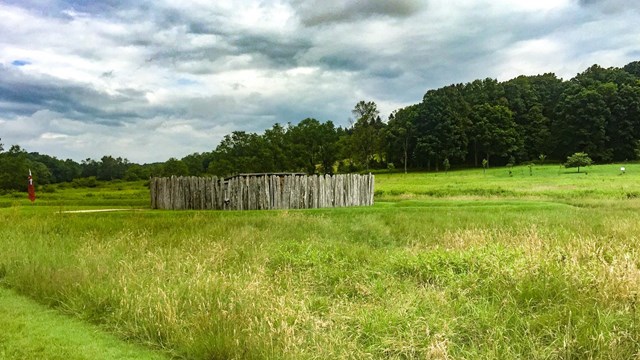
[150,173,374,210]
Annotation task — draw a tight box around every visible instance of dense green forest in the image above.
[2,61,640,191]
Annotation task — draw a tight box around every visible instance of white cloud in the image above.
[40,132,69,140]
[497,38,565,80]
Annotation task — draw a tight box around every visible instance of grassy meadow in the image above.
[2,164,640,359]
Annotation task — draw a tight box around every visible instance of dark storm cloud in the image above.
[2,0,129,19]
[318,54,366,72]
[151,31,313,73]
[290,0,424,26]
[230,34,312,68]
[0,65,149,125]
[578,0,640,13]
[369,65,403,79]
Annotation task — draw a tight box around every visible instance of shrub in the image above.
[72,177,98,188]
[564,152,593,173]
[41,185,56,193]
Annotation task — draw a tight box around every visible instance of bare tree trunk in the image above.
[474,140,478,167]
[403,137,408,174]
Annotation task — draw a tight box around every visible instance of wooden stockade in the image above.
[150,173,375,210]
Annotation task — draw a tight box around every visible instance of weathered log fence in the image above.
[150,173,374,210]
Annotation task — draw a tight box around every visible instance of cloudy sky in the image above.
[1,0,639,163]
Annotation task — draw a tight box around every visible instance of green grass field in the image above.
[2,164,640,359]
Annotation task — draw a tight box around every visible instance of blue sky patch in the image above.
[177,78,199,86]
[11,60,31,66]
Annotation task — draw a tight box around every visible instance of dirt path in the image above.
[59,209,142,213]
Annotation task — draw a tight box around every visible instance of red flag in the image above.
[28,169,36,202]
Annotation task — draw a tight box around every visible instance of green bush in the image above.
[72,177,98,188]
[565,152,593,173]
[41,185,56,193]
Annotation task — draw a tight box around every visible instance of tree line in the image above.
[1,61,639,191]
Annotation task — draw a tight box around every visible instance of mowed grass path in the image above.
[2,164,640,358]
[0,287,169,360]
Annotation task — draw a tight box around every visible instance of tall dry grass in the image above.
[2,198,640,358]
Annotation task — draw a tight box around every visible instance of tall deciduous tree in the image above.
[387,105,418,173]
[97,155,129,181]
[209,131,266,176]
[289,119,339,174]
[162,158,189,176]
[462,78,506,107]
[470,104,520,166]
[574,64,637,88]
[555,85,611,161]
[607,84,640,160]
[416,86,470,170]
[349,101,385,171]
[263,123,292,172]
[181,153,207,176]
[503,76,552,161]
[623,61,640,78]
[81,158,99,178]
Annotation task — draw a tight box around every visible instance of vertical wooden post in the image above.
[150,178,156,209]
